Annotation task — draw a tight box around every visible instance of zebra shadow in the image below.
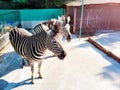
[0,51,23,78]
[0,51,57,78]
[0,77,39,90]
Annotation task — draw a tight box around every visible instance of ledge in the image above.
[87,37,120,63]
[0,32,9,50]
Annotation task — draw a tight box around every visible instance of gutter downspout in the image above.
[79,0,84,40]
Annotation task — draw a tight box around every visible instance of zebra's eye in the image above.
[51,40,57,45]
[52,40,56,43]
[54,40,56,43]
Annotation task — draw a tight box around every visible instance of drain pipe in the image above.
[79,0,84,40]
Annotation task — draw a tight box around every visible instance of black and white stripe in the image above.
[9,25,66,84]
[33,19,72,43]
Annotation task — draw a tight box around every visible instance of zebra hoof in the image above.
[52,54,57,57]
[39,76,43,79]
[31,81,34,84]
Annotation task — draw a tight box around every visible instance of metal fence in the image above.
[0,8,65,36]
[0,8,65,50]
[0,10,21,36]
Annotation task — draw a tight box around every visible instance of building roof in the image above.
[65,0,120,6]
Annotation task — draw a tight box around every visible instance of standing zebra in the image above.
[33,19,72,43]
[51,15,72,42]
[9,25,66,84]
[58,15,71,42]
[32,20,71,58]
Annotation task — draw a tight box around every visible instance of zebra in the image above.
[33,17,72,43]
[9,25,66,84]
[22,21,69,68]
[58,16,71,40]
[51,15,72,42]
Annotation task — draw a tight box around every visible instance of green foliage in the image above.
[0,0,66,9]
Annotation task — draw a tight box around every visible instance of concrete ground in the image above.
[0,34,120,90]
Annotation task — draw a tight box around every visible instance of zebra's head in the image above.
[57,49,66,60]
[58,15,70,26]
[62,25,72,42]
[58,15,72,42]
[47,37,66,60]
[66,34,72,42]
[51,20,72,42]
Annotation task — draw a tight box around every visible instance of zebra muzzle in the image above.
[58,50,66,60]
[67,34,72,42]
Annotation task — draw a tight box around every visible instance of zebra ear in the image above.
[58,16,61,20]
[67,16,70,23]
[62,15,66,20]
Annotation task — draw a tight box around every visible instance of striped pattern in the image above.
[9,25,66,84]
[33,20,72,43]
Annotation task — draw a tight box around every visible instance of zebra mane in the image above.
[32,23,48,35]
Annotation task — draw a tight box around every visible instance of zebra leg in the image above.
[22,57,25,68]
[27,60,30,66]
[52,54,57,57]
[38,60,43,79]
[30,63,34,84]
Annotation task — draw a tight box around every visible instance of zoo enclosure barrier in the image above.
[0,10,21,36]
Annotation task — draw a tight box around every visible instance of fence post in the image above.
[79,0,84,40]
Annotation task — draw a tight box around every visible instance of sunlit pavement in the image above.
[0,34,120,90]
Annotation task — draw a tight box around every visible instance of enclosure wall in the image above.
[67,3,120,34]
